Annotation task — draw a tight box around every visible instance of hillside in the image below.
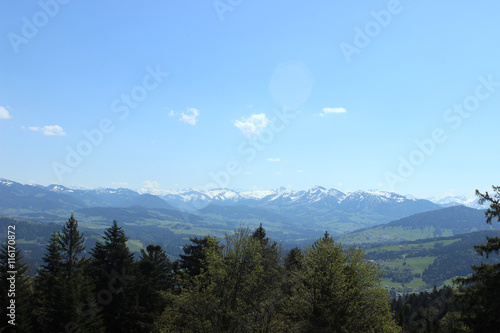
[0,215,187,274]
[0,178,447,238]
[339,206,491,245]
[363,230,500,295]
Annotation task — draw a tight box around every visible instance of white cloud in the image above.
[140,180,164,195]
[180,108,199,125]
[233,113,269,138]
[168,110,175,117]
[0,106,11,119]
[320,107,346,117]
[267,158,280,162]
[29,125,66,136]
[275,171,282,175]
[296,169,304,173]
[241,171,253,175]
[142,180,160,189]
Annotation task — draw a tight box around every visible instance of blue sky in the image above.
[1,0,499,198]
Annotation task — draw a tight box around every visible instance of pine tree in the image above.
[34,215,103,333]
[33,233,65,332]
[0,241,33,332]
[284,247,303,272]
[456,186,500,331]
[136,245,175,331]
[179,236,214,277]
[89,220,136,333]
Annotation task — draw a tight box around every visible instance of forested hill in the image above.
[0,216,184,274]
[365,230,500,289]
[339,205,491,245]
[386,205,487,231]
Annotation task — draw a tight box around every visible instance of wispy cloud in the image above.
[0,106,11,119]
[267,157,280,162]
[29,125,66,136]
[233,113,269,138]
[296,169,304,173]
[142,180,160,189]
[320,107,346,117]
[180,108,199,125]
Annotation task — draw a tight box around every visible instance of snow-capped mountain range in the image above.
[141,185,484,210]
[0,178,484,211]
[0,178,488,237]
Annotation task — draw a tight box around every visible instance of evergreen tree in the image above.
[284,231,399,332]
[156,227,285,332]
[34,215,103,332]
[89,220,136,333]
[136,244,175,332]
[250,223,285,330]
[390,285,463,333]
[0,241,33,332]
[179,236,215,277]
[284,247,303,272]
[33,233,64,332]
[456,186,500,331]
[59,214,86,281]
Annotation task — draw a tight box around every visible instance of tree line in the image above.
[390,186,500,332]
[1,185,500,332]
[0,215,399,332]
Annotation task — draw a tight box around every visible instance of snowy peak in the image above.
[0,177,484,212]
[46,184,74,193]
[153,186,436,209]
[0,178,15,186]
[206,188,241,201]
[345,190,410,203]
[342,190,399,207]
[298,186,345,204]
[429,195,486,209]
[310,185,326,192]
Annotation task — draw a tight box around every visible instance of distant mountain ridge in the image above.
[148,185,483,210]
[158,186,438,211]
[0,178,482,236]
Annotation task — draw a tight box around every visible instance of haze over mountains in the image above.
[0,178,487,241]
[0,178,482,211]
[2,177,497,280]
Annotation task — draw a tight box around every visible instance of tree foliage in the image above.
[455,186,500,331]
[89,220,136,332]
[282,232,399,332]
[9,216,403,332]
[156,227,398,332]
[33,214,103,332]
